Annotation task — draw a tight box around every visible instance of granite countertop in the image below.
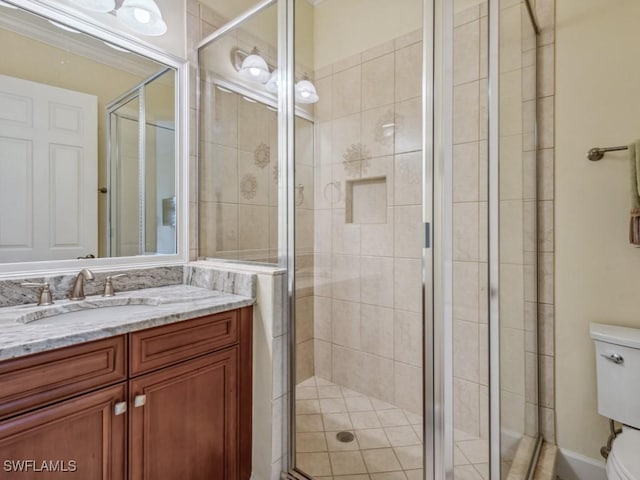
[0,284,255,361]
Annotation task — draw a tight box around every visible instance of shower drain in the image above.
[336,431,355,443]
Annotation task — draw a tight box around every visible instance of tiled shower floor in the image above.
[295,376,489,480]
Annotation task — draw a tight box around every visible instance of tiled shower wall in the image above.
[310,29,425,415]
[452,3,490,440]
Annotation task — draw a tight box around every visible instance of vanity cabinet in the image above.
[0,384,127,479]
[0,306,253,480]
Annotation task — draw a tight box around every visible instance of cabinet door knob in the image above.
[133,395,147,408]
[114,402,127,416]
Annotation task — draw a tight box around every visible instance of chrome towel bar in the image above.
[587,145,629,161]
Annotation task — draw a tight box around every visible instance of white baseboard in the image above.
[556,448,606,480]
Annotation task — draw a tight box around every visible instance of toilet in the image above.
[591,323,640,480]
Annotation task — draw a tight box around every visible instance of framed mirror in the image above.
[0,0,187,275]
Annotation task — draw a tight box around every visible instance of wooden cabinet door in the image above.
[129,348,239,480]
[0,383,126,480]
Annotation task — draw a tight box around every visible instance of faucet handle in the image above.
[21,282,54,306]
[103,274,126,297]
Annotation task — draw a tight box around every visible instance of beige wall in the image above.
[313,0,422,69]
[556,0,640,460]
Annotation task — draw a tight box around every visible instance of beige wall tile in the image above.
[454,19,480,86]
[500,264,525,330]
[332,210,361,256]
[361,354,395,404]
[395,42,422,102]
[361,106,396,159]
[362,39,395,63]
[297,296,314,344]
[394,206,422,259]
[394,258,422,313]
[455,5,479,27]
[500,327,525,395]
[361,256,394,307]
[362,53,395,110]
[453,81,480,144]
[499,5,523,73]
[453,378,480,436]
[499,135,524,200]
[394,151,422,206]
[453,142,480,203]
[315,76,333,122]
[394,29,422,50]
[360,305,394,359]
[361,208,394,257]
[394,309,422,367]
[499,70,523,138]
[297,339,315,384]
[333,66,362,119]
[314,296,332,342]
[332,299,361,349]
[332,113,362,162]
[453,203,480,262]
[499,200,524,264]
[453,262,479,321]
[394,97,422,154]
[395,362,423,414]
[332,345,362,389]
[454,319,480,383]
[501,390,525,434]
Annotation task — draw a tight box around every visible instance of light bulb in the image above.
[249,67,261,77]
[133,7,151,24]
[300,91,311,98]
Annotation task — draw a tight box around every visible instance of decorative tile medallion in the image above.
[240,173,258,200]
[342,143,371,177]
[254,142,271,168]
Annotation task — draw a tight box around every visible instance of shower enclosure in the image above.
[107,69,176,257]
[196,0,540,478]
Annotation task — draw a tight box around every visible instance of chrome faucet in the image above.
[69,269,95,300]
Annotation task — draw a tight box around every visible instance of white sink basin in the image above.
[15,297,163,324]
[23,304,154,324]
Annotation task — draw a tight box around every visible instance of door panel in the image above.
[0,74,97,262]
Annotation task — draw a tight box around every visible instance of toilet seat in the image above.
[607,428,640,480]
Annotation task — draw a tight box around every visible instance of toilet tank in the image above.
[590,323,640,428]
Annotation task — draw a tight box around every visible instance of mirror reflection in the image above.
[0,4,177,264]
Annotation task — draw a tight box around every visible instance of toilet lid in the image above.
[611,429,640,480]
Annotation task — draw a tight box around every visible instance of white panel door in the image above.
[0,74,97,263]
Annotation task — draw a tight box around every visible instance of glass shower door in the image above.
[292,0,427,478]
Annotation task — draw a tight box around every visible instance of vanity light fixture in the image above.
[117,0,167,36]
[238,47,271,84]
[295,76,319,104]
[265,68,279,93]
[231,47,319,104]
[70,0,167,36]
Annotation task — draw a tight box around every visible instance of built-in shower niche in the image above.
[345,177,388,224]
